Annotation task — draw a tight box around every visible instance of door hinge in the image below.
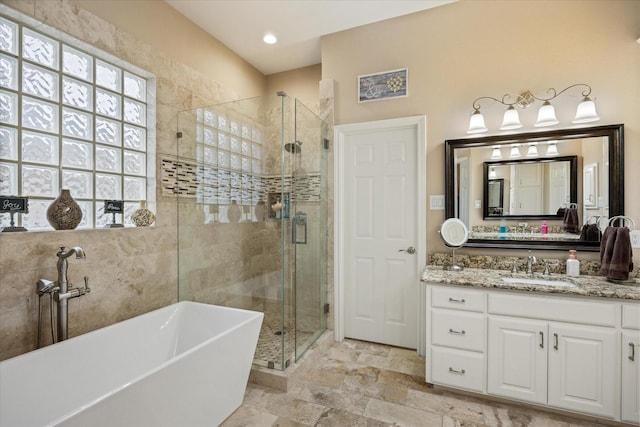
[324,303,330,314]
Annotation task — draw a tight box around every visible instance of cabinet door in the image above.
[622,330,640,425]
[488,316,547,405]
[548,323,617,419]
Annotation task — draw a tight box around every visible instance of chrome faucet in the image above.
[36,245,90,344]
[526,251,537,275]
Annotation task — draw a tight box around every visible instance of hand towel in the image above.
[580,223,601,242]
[600,227,634,280]
[563,207,579,234]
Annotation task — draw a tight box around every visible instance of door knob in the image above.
[399,246,416,254]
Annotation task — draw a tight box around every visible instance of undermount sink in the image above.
[501,277,576,288]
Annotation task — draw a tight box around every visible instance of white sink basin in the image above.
[501,277,576,288]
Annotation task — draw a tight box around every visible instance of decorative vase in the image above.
[131,201,156,227]
[227,200,241,223]
[46,189,82,230]
[255,200,266,222]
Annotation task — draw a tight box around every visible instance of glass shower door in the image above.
[292,99,327,361]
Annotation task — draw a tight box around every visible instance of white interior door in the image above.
[335,116,426,350]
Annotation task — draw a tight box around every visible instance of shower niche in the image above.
[175,93,328,371]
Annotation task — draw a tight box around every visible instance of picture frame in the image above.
[358,68,408,103]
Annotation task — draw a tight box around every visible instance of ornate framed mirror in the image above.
[444,124,624,251]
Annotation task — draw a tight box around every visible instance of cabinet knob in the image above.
[448,297,465,304]
[448,367,466,375]
[449,328,466,335]
[630,342,636,362]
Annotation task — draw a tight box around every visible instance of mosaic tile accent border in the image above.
[161,157,321,203]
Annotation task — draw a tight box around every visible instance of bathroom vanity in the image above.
[423,266,640,425]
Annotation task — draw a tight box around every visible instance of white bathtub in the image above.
[0,301,263,427]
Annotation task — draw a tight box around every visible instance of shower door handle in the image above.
[292,212,307,244]
[399,246,416,254]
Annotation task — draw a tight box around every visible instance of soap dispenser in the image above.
[499,219,507,239]
[566,250,580,277]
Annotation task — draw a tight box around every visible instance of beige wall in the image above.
[321,0,640,262]
[75,0,266,100]
[266,64,323,114]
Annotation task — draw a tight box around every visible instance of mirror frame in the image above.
[444,124,624,251]
[482,155,578,220]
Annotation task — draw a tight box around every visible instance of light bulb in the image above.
[510,145,521,158]
[573,97,600,123]
[500,106,522,130]
[534,101,559,127]
[467,110,488,134]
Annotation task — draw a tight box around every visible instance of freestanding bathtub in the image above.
[0,301,263,427]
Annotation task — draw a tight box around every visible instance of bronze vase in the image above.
[46,189,82,230]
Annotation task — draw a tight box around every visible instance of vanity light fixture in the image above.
[489,167,497,179]
[526,144,538,157]
[546,141,559,156]
[509,145,521,158]
[490,146,502,160]
[466,83,599,134]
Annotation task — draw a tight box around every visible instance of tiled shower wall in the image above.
[0,0,260,361]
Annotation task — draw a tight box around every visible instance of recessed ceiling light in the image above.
[263,33,277,44]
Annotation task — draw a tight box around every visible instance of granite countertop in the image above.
[422,265,640,301]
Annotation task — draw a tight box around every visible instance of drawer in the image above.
[488,292,618,327]
[431,309,485,352]
[622,303,640,330]
[431,346,485,393]
[431,286,485,312]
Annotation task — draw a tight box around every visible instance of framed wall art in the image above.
[358,68,408,103]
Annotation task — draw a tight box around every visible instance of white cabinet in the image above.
[426,283,640,425]
[426,286,486,393]
[547,323,617,418]
[487,316,547,404]
[622,303,640,425]
[488,317,617,418]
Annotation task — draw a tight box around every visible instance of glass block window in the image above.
[195,107,263,223]
[0,14,153,229]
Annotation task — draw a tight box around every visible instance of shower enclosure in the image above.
[174,93,328,370]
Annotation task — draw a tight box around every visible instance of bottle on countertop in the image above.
[566,250,580,277]
[541,220,548,234]
[499,219,507,239]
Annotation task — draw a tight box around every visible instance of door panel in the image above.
[548,323,617,419]
[344,123,418,348]
[488,316,548,405]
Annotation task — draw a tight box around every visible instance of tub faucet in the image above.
[37,246,90,344]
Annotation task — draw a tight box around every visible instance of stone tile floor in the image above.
[222,339,613,427]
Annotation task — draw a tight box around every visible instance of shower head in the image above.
[284,141,302,154]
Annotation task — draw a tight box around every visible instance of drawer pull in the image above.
[448,367,466,375]
[539,331,544,349]
[630,342,636,362]
[448,328,466,335]
[448,297,466,304]
[553,333,559,351]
